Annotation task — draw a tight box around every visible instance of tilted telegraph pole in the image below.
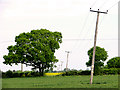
[65,51,70,72]
[90,8,108,84]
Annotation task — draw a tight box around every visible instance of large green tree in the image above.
[86,46,108,75]
[107,57,120,68]
[3,29,62,75]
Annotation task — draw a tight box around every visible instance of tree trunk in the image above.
[38,64,41,74]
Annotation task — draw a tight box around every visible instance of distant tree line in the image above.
[2,29,120,76]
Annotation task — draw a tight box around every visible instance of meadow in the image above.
[2,75,118,88]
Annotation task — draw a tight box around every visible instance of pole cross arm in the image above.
[90,9,108,14]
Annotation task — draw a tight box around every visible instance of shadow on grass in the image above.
[80,81,107,84]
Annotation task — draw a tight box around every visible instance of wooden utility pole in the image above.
[21,64,23,72]
[90,8,108,84]
[65,51,70,72]
[61,61,63,71]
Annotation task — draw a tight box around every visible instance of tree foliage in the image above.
[86,46,108,75]
[3,29,62,75]
[107,57,120,68]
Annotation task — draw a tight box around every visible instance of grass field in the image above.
[2,75,118,88]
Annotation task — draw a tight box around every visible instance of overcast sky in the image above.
[0,0,119,71]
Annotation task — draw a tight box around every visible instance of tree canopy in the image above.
[107,57,120,68]
[86,46,108,75]
[3,29,62,75]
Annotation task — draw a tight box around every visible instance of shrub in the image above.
[31,71,35,76]
[26,72,32,77]
[20,72,24,77]
[21,73,25,77]
[81,70,91,75]
[30,71,41,77]
[102,68,120,75]
[24,72,29,76]
[13,72,20,77]
[107,57,120,68]
[118,68,120,74]
[109,68,118,74]
[34,72,41,76]
[15,70,22,73]
[62,70,90,76]
[2,70,45,78]
[5,70,13,78]
[62,70,78,76]
[2,72,6,78]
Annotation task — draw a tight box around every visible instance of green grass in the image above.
[2,75,118,88]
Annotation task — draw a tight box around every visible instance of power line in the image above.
[70,11,90,51]
[71,12,97,59]
[71,12,96,51]
[77,11,90,39]
[99,0,110,9]
[90,0,98,8]
[0,41,14,43]
[98,14,105,27]
[63,38,118,40]
[107,0,120,10]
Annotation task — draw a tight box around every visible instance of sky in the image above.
[0,0,119,72]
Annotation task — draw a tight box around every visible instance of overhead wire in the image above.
[72,0,119,52]
[99,15,105,27]
[78,1,118,50]
[59,0,119,68]
[74,14,95,50]
[69,12,96,63]
[99,0,110,9]
[69,0,101,52]
[0,41,14,44]
[107,0,120,10]
[90,0,98,9]
[72,0,118,60]
[73,1,117,66]
[71,0,102,52]
[70,11,90,51]
[70,0,102,52]
[63,39,118,40]
[63,0,118,70]
[74,13,96,54]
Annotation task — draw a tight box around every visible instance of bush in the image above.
[81,70,91,75]
[62,70,78,76]
[13,72,20,77]
[2,72,6,78]
[62,70,90,76]
[118,68,120,74]
[34,72,41,76]
[4,68,120,78]
[5,70,13,78]
[20,72,24,77]
[30,71,42,77]
[102,68,120,75]
[24,72,28,76]
[21,73,25,77]
[109,68,118,74]
[2,70,44,78]
[62,68,120,76]
[26,72,32,77]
